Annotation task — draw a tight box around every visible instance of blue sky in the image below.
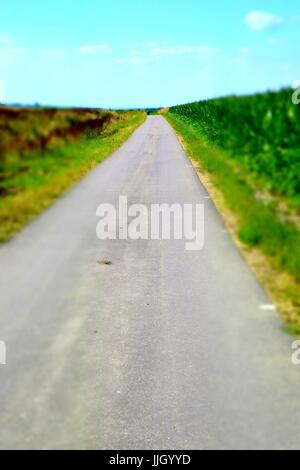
[0,0,299,107]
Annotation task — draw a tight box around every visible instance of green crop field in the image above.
[170,88,300,205]
[166,88,300,333]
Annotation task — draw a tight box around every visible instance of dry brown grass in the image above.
[0,111,146,242]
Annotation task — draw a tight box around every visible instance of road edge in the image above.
[164,113,300,338]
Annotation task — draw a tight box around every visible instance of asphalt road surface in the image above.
[0,116,300,450]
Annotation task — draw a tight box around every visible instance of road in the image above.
[0,115,300,450]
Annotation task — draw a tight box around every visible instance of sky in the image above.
[0,0,299,108]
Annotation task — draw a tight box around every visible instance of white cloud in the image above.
[79,44,112,54]
[150,45,216,56]
[292,80,300,90]
[112,56,143,65]
[39,48,65,57]
[245,11,283,31]
[129,56,142,64]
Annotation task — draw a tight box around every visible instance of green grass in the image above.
[167,88,300,284]
[170,88,300,208]
[165,113,300,330]
[166,112,300,284]
[0,111,146,241]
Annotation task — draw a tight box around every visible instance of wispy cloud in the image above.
[112,55,143,65]
[245,11,283,32]
[149,45,217,56]
[39,48,65,57]
[129,56,142,64]
[79,44,112,55]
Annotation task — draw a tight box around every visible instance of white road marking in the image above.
[260,304,276,311]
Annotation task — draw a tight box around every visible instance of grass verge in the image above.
[165,112,300,336]
[0,111,146,242]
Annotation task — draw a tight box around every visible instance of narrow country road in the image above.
[0,116,300,450]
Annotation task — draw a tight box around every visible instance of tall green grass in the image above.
[167,88,300,284]
[170,88,300,205]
